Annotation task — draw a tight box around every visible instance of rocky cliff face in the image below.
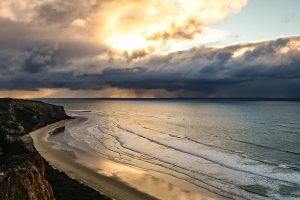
[0,154,55,200]
[0,98,70,200]
[0,98,68,154]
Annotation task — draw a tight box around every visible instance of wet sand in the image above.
[31,120,159,200]
[30,119,220,200]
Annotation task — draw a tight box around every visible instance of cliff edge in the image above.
[0,98,70,200]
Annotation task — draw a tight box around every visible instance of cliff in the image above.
[0,98,69,200]
[0,98,68,154]
[0,154,54,200]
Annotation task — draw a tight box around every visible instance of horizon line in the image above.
[26,97,300,101]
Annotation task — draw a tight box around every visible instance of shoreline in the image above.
[30,119,159,200]
[44,160,111,200]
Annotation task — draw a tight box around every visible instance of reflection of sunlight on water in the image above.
[95,159,216,200]
[97,160,145,177]
[140,174,217,200]
[43,100,300,199]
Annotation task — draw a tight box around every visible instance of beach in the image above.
[31,120,158,200]
[30,99,300,200]
[30,118,221,200]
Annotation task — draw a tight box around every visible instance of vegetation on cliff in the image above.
[0,98,69,155]
[0,99,110,200]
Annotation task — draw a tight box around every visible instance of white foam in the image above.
[53,109,300,200]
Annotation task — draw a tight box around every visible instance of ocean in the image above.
[41,99,300,200]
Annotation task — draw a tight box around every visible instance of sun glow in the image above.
[94,0,247,55]
[105,33,155,53]
[0,0,248,55]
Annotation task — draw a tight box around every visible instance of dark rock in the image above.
[49,126,65,136]
[0,98,70,155]
[0,98,110,200]
[0,98,70,200]
[0,154,54,200]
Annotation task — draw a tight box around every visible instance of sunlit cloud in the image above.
[0,0,247,55]
[1,0,300,98]
[95,0,248,54]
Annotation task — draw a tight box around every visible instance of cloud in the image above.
[1,0,300,98]
[0,16,106,75]
[1,34,300,98]
[0,0,247,54]
[97,0,248,53]
[147,19,203,44]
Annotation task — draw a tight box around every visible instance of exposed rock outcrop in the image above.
[0,98,69,154]
[0,98,70,200]
[0,154,55,200]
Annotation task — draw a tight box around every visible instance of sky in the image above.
[0,0,300,98]
[213,0,300,46]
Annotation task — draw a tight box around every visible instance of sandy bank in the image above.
[30,120,158,200]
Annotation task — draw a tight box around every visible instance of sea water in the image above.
[42,99,300,200]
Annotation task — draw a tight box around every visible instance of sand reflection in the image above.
[92,159,217,200]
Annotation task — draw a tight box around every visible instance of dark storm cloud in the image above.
[1,3,300,98]
[98,40,300,97]
[36,0,103,26]
[0,18,105,75]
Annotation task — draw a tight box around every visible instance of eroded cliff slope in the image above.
[0,98,69,200]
